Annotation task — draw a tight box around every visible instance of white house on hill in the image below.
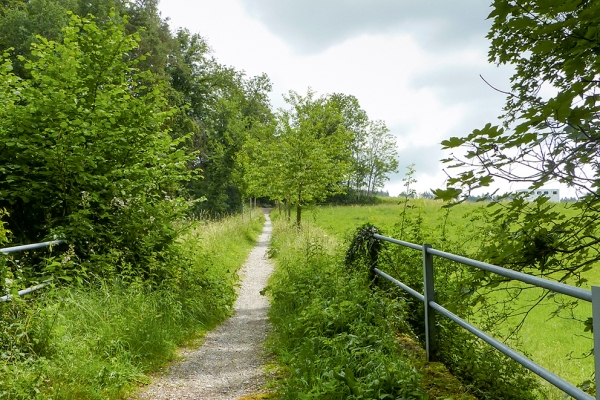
[516,189,560,202]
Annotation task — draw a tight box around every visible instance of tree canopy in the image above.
[438,0,600,319]
[242,89,353,225]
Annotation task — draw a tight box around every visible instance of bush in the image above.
[0,13,191,283]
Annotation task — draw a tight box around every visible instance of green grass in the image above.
[0,213,264,399]
[265,217,477,399]
[308,200,596,399]
[308,199,489,252]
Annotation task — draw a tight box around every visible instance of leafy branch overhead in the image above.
[438,0,600,348]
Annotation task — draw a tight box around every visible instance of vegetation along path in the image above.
[137,210,274,400]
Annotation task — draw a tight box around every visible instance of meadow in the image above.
[296,199,596,399]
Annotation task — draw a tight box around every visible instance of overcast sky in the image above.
[157,0,524,196]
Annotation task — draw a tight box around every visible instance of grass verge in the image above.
[265,218,475,399]
[308,201,593,399]
[0,213,264,399]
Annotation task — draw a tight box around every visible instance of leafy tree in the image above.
[0,13,190,279]
[0,1,276,215]
[360,120,399,197]
[247,89,353,225]
[0,0,164,76]
[325,94,399,203]
[163,27,274,215]
[440,0,600,274]
[437,0,600,376]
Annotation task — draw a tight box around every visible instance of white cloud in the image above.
[157,0,523,196]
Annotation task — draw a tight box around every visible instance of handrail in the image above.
[0,240,66,301]
[372,233,597,400]
[0,240,66,254]
[0,280,53,302]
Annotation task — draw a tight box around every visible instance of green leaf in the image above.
[441,137,465,148]
[432,187,462,201]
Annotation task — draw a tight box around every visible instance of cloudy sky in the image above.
[157,0,520,196]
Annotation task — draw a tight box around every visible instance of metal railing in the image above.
[372,233,599,400]
[0,240,66,302]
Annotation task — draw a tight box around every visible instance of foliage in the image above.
[0,0,171,78]
[351,120,399,199]
[243,89,353,225]
[310,200,599,397]
[344,219,541,400]
[437,4,600,388]
[438,0,600,278]
[266,220,427,399]
[344,223,381,276]
[441,0,600,196]
[168,27,274,215]
[0,214,264,399]
[0,13,191,282]
[326,94,399,202]
[0,0,275,216]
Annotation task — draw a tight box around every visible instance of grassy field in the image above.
[302,199,596,399]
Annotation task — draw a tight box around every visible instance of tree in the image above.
[246,89,353,225]
[437,0,600,355]
[361,120,399,197]
[0,13,190,277]
[324,94,399,203]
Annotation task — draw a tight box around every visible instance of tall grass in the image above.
[308,201,595,399]
[0,213,264,399]
[265,218,475,399]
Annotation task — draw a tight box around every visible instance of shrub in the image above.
[0,13,191,283]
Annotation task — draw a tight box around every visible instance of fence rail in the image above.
[372,233,598,400]
[0,240,66,302]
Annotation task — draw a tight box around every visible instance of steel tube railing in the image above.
[1,240,66,254]
[373,234,423,250]
[428,247,592,302]
[371,233,598,400]
[0,280,53,302]
[1,240,66,301]
[374,268,424,302]
[428,301,593,400]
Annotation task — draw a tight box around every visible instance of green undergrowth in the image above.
[310,201,595,398]
[0,213,264,400]
[265,218,475,399]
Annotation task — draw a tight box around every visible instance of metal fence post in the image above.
[592,286,600,400]
[423,243,437,362]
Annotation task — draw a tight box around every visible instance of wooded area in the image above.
[0,0,400,272]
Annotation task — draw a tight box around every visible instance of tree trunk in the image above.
[284,198,291,221]
[296,204,302,227]
[296,186,302,227]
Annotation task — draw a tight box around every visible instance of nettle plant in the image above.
[0,12,192,282]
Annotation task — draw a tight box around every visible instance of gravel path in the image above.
[136,210,274,400]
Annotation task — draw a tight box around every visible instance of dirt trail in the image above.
[136,210,274,400]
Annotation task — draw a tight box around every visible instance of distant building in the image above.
[516,189,560,202]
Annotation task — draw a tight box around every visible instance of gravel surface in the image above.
[135,210,274,400]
